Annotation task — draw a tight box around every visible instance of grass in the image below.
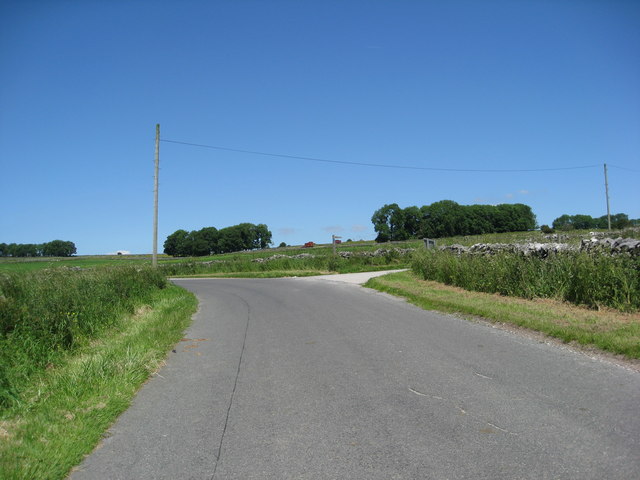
[1,230,637,478]
[0,284,197,480]
[158,246,415,277]
[366,271,640,359]
[411,249,640,311]
[0,267,170,405]
[0,241,420,274]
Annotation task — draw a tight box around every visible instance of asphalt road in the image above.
[72,274,640,479]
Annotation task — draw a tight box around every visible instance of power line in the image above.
[160,138,601,173]
[608,163,640,172]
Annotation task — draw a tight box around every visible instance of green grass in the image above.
[159,246,415,277]
[366,271,640,359]
[0,284,197,480]
[0,267,171,405]
[0,241,420,274]
[0,230,637,478]
[411,249,640,311]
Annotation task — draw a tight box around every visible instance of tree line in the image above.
[164,223,272,257]
[551,213,638,231]
[0,240,77,257]
[371,200,537,242]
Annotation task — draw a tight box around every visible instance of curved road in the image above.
[72,274,640,479]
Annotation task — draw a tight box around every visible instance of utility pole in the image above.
[604,163,611,231]
[152,124,160,267]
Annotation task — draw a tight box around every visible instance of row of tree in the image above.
[0,240,77,257]
[164,223,272,257]
[371,200,537,242]
[552,213,638,231]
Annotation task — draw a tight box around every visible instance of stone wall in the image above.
[439,238,639,257]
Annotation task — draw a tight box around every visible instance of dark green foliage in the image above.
[540,224,554,234]
[411,250,640,312]
[371,203,404,242]
[0,267,167,408]
[0,240,76,257]
[372,201,536,242]
[552,213,635,230]
[164,223,272,257]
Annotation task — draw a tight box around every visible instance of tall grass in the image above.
[0,284,196,480]
[411,250,640,312]
[160,250,412,276]
[0,267,168,408]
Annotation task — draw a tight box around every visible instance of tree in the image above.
[423,200,463,237]
[373,200,537,242]
[609,213,630,229]
[572,214,595,230]
[552,214,574,230]
[192,227,219,255]
[217,226,243,254]
[164,223,273,256]
[163,229,190,256]
[552,212,631,231]
[251,224,272,249]
[402,206,421,239]
[42,240,76,257]
[371,203,405,242]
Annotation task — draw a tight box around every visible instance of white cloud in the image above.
[351,224,368,232]
[278,228,296,236]
[322,225,344,233]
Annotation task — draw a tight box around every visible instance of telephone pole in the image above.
[604,163,611,231]
[152,124,160,267]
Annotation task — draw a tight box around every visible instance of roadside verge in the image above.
[0,285,197,480]
[365,271,640,363]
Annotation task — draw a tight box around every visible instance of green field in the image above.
[1,229,638,479]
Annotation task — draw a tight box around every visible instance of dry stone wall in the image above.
[440,237,640,257]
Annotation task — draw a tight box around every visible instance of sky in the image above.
[1,0,638,255]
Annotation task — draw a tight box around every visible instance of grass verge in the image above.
[365,271,640,359]
[0,285,197,480]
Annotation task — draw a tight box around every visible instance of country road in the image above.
[72,274,640,479]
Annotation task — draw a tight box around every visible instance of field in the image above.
[1,228,639,478]
[0,240,419,275]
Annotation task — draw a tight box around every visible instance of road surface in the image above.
[72,273,640,479]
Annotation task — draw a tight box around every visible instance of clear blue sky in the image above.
[1,0,638,255]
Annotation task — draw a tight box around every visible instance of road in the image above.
[72,273,640,479]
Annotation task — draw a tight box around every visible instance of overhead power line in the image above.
[160,138,601,173]
[608,164,640,172]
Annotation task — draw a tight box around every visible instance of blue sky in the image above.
[1,0,638,255]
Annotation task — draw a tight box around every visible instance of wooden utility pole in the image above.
[604,163,611,231]
[153,124,160,267]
